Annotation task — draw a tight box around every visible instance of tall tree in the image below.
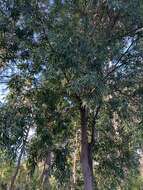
[0,0,143,189]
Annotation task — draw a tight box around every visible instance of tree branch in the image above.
[104,37,139,80]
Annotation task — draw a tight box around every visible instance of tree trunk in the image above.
[9,127,30,190]
[42,152,52,190]
[9,146,24,190]
[71,131,79,190]
[80,107,94,190]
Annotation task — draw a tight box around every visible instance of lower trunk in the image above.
[9,146,24,190]
[9,127,30,190]
[80,107,93,190]
[71,131,78,190]
[42,152,52,190]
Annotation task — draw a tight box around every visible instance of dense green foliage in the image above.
[0,0,143,189]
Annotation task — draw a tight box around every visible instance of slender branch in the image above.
[0,75,12,78]
[0,81,9,84]
[104,37,139,80]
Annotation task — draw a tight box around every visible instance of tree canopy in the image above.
[0,0,143,190]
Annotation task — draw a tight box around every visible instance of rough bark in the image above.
[91,106,100,146]
[71,131,79,190]
[80,107,94,190]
